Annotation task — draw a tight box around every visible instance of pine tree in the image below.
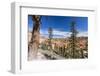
[69,21,78,58]
[48,27,53,50]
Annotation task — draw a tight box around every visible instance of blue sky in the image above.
[28,15,88,38]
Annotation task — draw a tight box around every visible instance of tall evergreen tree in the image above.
[69,21,78,58]
[48,27,53,50]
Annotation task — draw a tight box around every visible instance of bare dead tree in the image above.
[28,15,41,60]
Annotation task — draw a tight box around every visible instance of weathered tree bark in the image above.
[28,15,41,60]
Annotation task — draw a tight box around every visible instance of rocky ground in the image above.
[28,49,65,61]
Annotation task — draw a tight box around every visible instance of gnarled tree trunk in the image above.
[28,15,41,60]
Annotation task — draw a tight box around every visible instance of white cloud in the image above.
[53,30,88,38]
[40,30,48,35]
[40,29,71,38]
[53,30,71,38]
[29,29,88,38]
[77,31,88,37]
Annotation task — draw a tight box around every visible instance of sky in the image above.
[28,15,88,38]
